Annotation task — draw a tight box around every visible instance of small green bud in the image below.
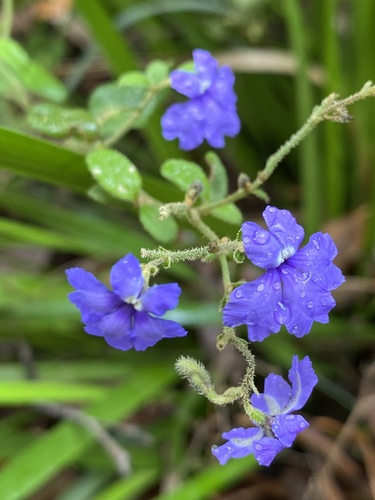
[185,180,203,207]
[175,356,212,395]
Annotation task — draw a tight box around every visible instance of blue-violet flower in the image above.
[223,206,345,342]
[212,355,318,466]
[161,49,240,150]
[66,253,187,351]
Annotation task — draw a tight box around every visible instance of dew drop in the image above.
[300,291,306,298]
[307,301,313,309]
[299,421,307,428]
[273,281,281,290]
[253,230,270,245]
[321,299,326,306]
[257,283,265,292]
[235,289,243,299]
[285,414,295,421]
[295,235,301,241]
[268,206,276,213]
[243,236,250,244]
[281,267,289,275]
[254,443,263,450]
[312,239,320,250]
[291,325,298,334]
[274,302,289,324]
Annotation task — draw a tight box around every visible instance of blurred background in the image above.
[0,0,374,498]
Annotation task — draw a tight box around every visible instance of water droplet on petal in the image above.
[273,281,281,290]
[257,283,265,292]
[243,236,250,244]
[299,421,307,428]
[253,230,270,245]
[235,289,243,299]
[307,301,313,309]
[281,267,289,275]
[274,302,289,324]
[312,239,320,250]
[285,414,295,421]
[295,235,301,241]
[268,207,276,213]
[254,443,263,450]
[291,325,298,334]
[300,291,306,298]
[321,299,326,305]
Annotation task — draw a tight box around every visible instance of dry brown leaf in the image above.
[32,0,73,20]
[323,205,369,271]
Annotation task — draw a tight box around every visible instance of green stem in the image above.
[186,208,235,304]
[187,208,218,241]
[198,188,247,216]
[251,81,375,192]
[1,0,13,38]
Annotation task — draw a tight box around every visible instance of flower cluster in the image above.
[66,253,186,351]
[65,46,345,469]
[223,206,345,342]
[161,49,240,150]
[212,356,318,466]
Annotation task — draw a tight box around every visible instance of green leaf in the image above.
[160,159,209,197]
[89,82,148,138]
[139,204,178,243]
[118,71,149,87]
[211,204,243,225]
[0,381,105,405]
[117,71,163,127]
[145,60,170,85]
[205,151,228,201]
[0,365,176,500]
[27,103,98,140]
[86,148,142,202]
[93,469,158,500]
[0,38,67,103]
[154,456,257,500]
[0,127,92,192]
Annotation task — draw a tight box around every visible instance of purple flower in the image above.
[66,253,187,351]
[223,206,345,342]
[212,355,318,466]
[161,49,240,150]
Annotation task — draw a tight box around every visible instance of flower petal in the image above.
[252,436,286,466]
[283,355,318,413]
[223,269,282,342]
[87,304,135,351]
[140,283,181,316]
[243,206,304,269]
[251,374,292,415]
[211,427,262,465]
[272,414,309,447]
[66,268,121,323]
[132,312,187,351]
[242,221,287,269]
[279,263,336,337]
[193,48,218,83]
[288,232,345,291]
[170,69,204,98]
[110,254,144,301]
[161,102,204,150]
[209,66,237,108]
